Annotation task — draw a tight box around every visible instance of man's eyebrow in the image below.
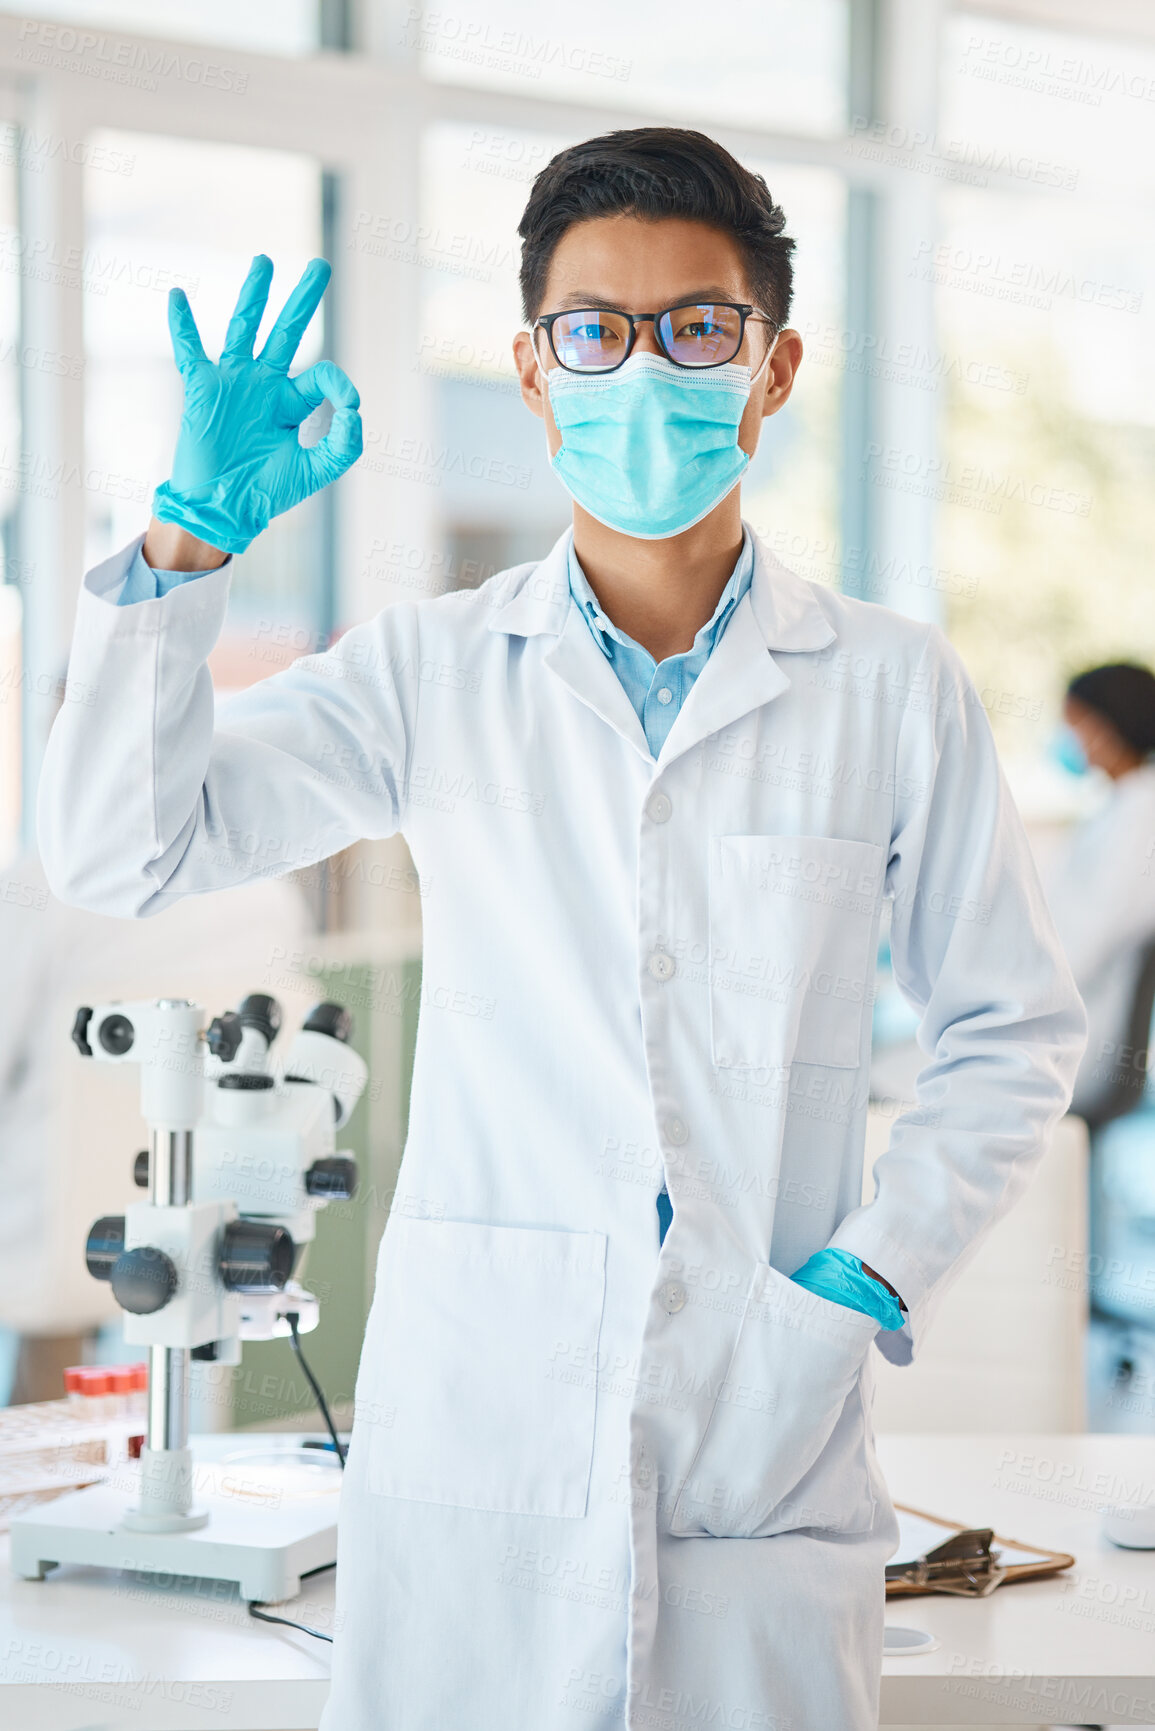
[550,287,742,311]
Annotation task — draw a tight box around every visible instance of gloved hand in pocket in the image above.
[791,1247,905,1331]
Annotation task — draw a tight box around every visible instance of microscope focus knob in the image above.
[219,1221,295,1293]
[305,1156,358,1200]
[85,1215,126,1280]
[133,1150,150,1187]
[110,1246,178,1314]
[72,1006,94,1057]
[205,1010,243,1063]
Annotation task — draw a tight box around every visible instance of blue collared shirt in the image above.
[567,532,754,760]
[116,543,212,605]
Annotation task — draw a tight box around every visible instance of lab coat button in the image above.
[646,792,672,824]
[648,949,676,982]
[664,1117,688,1145]
[659,1281,688,1315]
[635,1457,653,1488]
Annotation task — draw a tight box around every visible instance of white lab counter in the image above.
[2,1434,1154,1728]
[877,1434,1155,1727]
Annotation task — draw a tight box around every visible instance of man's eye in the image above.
[572,322,619,343]
[676,320,722,340]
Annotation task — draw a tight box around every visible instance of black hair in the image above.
[517,127,795,327]
[1067,662,1155,757]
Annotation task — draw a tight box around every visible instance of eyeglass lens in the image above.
[550,304,746,372]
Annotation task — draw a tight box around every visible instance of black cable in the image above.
[285,1310,347,1467]
[248,1600,333,1642]
[247,1550,336,1643]
[246,1319,344,1643]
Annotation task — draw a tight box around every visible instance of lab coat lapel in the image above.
[487,525,836,767]
[655,531,836,768]
[543,604,653,761]
[488,529,652,760]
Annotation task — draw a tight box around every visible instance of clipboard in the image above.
[885,1502,1075,1599]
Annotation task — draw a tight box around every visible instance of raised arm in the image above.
[35,255,407,918]
[37,540,420,917]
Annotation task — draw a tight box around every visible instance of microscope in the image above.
[10,991,366,1601]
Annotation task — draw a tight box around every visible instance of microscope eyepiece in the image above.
[97,1012,134,1056]
[303,1002,353,1044]
[237,993,283,1046]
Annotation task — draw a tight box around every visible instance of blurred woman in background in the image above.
[1045,662,1155,1120]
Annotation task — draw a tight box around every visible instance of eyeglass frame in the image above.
[531,302,778,374]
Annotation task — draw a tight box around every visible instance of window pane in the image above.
[14,0,319,55]
[84,130,328,681]
[937,12,1155,764]
[0,125,22,863]
[410,0,848,138]
[738,163,845,596]
[418,121,574,588]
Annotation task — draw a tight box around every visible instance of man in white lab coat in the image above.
[38,128,1085,1730]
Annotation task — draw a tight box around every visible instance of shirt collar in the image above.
[567,531,755,664]
[485,523,837,657]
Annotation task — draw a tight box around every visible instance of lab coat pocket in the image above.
[709,834,886,1070]
[669,1262,877,1538]
[364,1217,607,1518]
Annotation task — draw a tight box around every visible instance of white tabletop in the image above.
[2,1433,1153,1728]
[1,1433,335,1731]
[877,1434,1155,1726]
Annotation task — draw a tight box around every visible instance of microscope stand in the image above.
[10,1441,340,1603]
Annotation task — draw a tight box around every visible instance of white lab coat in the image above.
[38,526,1085,1731]
[1041,763,1155,1119]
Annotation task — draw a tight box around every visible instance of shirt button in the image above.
[648,949,676,982]
[656,688,673,705]
[659,1281,688,1315]
[646,792,672,824]
[664,1117,689,1145]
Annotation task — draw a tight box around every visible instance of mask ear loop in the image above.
[747,325,780,388]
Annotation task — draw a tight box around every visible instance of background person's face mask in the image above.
[1049,722,1090,776]
[544,346,773,540]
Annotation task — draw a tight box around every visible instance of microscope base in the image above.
[10,1453,340,1603]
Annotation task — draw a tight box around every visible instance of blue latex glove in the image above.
[791,1248,905,1331]
[151,254,362,556]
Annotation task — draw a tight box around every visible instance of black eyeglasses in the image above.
[533,302,776,374]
